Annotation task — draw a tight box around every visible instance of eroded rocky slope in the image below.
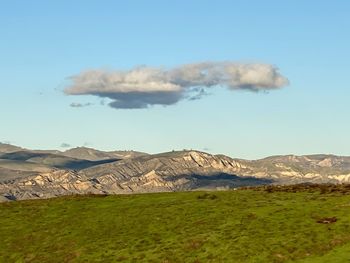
[0,143,350,201]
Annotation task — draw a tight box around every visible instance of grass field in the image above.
[2,186,350,262]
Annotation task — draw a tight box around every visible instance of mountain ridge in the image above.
[1,144,350,201]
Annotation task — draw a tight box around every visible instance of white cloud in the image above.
[64,61,289,109]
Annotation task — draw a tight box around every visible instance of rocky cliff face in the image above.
[0,151,270,200]
[0,145,350,201]
[235,155,350,184]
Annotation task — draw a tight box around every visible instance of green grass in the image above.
[2,189,350,262]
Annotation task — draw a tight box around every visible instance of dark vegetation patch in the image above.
[316,217,338,224]
[242,183,350,194]
[196,193,218,200]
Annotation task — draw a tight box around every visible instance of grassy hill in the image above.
[1,187,350,262]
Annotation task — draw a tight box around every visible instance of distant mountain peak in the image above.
[0,143,24,153]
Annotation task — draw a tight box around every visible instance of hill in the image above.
[2,187,350,262]
[62,146,147,161]
[0,151,118,179]
[0,142,24,153]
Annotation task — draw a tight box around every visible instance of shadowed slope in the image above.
[0,151,120,170]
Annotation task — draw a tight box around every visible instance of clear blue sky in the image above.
[1,0,349,159]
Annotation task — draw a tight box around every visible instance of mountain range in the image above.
[1,142,350,201]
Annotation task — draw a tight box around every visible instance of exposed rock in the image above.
[0,145,350,201]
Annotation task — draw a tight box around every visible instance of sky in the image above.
[0,0,349,159]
